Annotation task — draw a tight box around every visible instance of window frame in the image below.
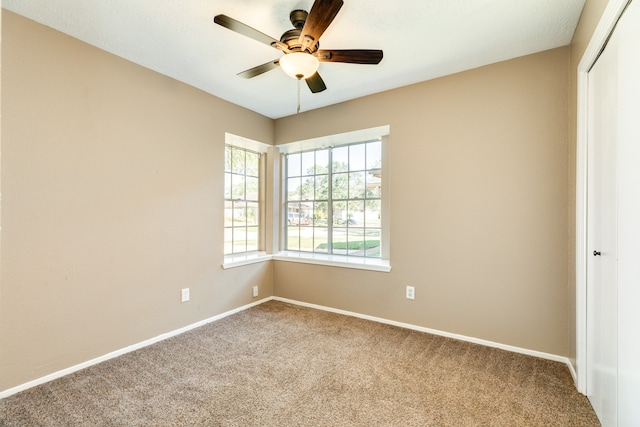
[276,126,390,271]
[283,140,384,259]
[222,134,270,268]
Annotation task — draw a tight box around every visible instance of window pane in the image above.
[365,200,381,227]
[246,227,259,252]
[233,227,247,253]
[224,172,232,199]
[348,200,365,226]
[332,173,349,200]
[299,227,314,252]
[366,141,382,169]
[314,227,328,252]
[366,171,382,198]
[246,176,259,201]
[225,146,232,172]
[233,201,247,226]
[347,228,365,256]
[288,153,301,177]
[301,176,315,201]
[246,152,260,177]
[231,174,245,200]
[231,149,245,174]
[224,228,233,255]
[332,146,348,172]
[299,204,312,225]
[364,229,382,258]
[287,203,300,225]
[332,201,348,227]
[301,151,315,176]
[350,144,366,171]
[287,226,300,250]
[224,200,234,227]
[332,227,348,254]
[349,172,366,199]
[314,201,328,226]
[315,175,329,200]
[316,149,329,173]
[288,177,301,201]
[247,202,259,226]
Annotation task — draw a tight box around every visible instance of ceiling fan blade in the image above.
[214,15,288,51]
[298,0,344,52]
[305,72,327,93]
[316,49,383,64]
[237,60,280,79]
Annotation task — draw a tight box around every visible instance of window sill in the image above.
[273,251,391,272]
[222,252,272,269]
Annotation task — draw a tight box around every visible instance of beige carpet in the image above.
[0,300,599,426]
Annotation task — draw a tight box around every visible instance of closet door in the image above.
[586,1,640,425]
[615,0,640,424]
[586,16,618,427]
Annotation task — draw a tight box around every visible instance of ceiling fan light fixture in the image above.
[279,52,319,79]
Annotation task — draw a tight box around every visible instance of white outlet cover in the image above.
[181,288,190,302]
[406,286,415,300]
[252,286,259,297]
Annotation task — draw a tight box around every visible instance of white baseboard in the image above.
[2,295,575,399]
[274,297,574,371]
[0,297,274,399]
[567,359,578,385]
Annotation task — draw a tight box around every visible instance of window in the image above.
[224,145,261,255]
[285,140,383,258]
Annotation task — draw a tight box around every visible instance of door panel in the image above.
[586,23,618,427]
[615,0,640,424]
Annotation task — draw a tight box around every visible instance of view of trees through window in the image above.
[286,140,382,257]
[224,146,260,254]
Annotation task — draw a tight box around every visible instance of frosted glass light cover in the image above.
[279,52,319,79]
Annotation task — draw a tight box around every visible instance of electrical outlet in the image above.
[406,285,415,300]
[252,285,259,298]
[181,288,190,302]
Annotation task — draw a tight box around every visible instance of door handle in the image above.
[593,250,602,256]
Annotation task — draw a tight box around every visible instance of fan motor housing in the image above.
[282,10,318,53]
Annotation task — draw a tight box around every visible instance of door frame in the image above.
[576,0,632,395]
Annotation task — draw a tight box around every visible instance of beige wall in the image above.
[0,11,274,391]
[566,0,610,369]
[274,47,571,356]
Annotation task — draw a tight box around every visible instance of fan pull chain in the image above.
[296,76,302,114]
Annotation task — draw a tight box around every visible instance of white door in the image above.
[586,1,640,425]
[615,0,640,425]
[586,33,618,427]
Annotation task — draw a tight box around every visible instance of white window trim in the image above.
[222,251,271,269]
[273,251,391,272]
[222,251,391,272]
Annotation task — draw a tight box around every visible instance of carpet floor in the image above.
[0,300,600,426]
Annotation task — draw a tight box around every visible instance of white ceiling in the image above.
[3,0,586,119]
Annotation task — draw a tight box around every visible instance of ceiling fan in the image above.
[213,0,383,94]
